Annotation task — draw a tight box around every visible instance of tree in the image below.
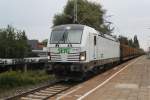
[0,25,31,58]
[53,0,112,34]
[133,35,140,48]
[128,39,134,47]
[118,35,140,49]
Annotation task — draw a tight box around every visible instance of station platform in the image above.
[82,56,150,100]
[52,56,150,100]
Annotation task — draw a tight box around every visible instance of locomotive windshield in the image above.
[50,29,83,44]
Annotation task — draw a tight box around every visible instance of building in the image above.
[27,40,47,57]
[27,40,40,50]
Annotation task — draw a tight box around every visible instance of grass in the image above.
[0,70,53,90]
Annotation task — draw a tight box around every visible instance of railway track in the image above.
[6,81,75,100]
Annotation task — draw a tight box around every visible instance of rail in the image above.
[5,81,76,100]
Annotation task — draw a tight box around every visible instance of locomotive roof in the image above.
[52,24,119,42]
[52,24,85,31]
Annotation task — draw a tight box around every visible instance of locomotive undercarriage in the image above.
[47,63,87,81]
[47,58,120,81]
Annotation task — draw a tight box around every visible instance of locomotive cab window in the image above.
[50,29,83,44]
[94,36,97,45]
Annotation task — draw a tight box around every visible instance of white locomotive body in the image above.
[47,24,120,80]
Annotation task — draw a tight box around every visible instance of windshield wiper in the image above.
[66,32,72,47]
[63,29,72,47]
[55,29,72,47]
[55,29,67,47]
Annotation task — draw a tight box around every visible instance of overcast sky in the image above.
[0,0,150,50]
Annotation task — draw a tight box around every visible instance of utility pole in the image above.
[74,0,78,23]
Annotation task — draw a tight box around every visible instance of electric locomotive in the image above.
[47,24,120,80]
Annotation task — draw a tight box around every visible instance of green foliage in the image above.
[53,0,112,34]
[0,25,31,58]
[119,35,140,48]
[0,71,51,90]
[133,35,140,48]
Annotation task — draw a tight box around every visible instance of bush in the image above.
[0,71,51,90]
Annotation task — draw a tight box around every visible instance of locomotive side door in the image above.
[89,33,97,60]
[93,35,97,59]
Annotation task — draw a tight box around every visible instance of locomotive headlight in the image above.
[80,51,86,61]
[80,56,85,61]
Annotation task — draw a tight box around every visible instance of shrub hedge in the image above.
[0,70,51,90]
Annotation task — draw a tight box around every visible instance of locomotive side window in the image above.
[94,36,96,45]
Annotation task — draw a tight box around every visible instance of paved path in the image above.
[82,56,150,100]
